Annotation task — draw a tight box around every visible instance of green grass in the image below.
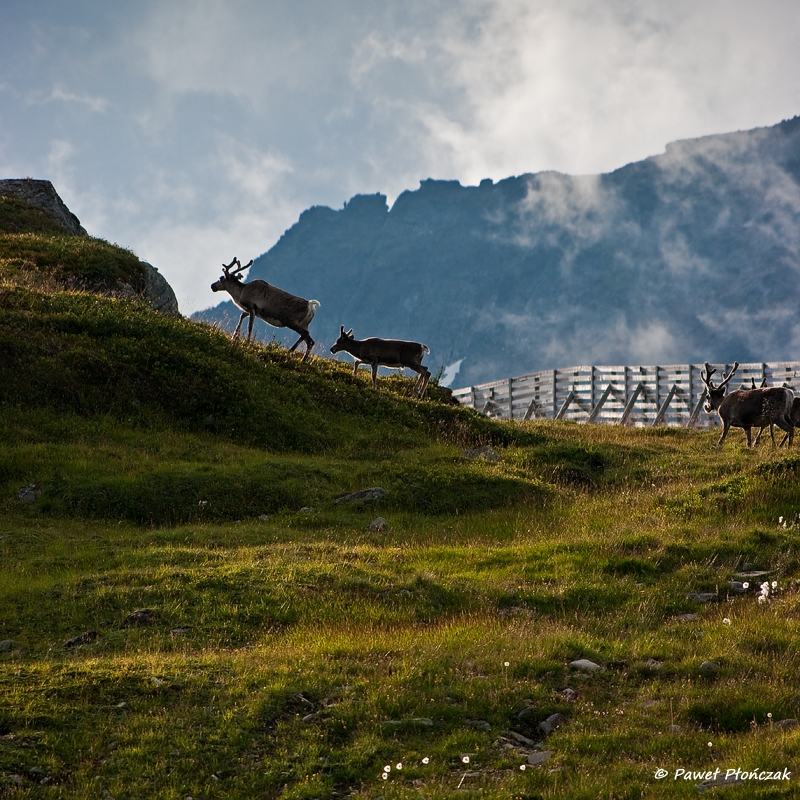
[2,220,800,797]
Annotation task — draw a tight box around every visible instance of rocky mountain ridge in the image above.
[195,116,800,389]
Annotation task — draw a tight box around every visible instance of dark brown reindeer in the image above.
[701,361,794,447]
[330,326,431,398]
[210,257,320,360]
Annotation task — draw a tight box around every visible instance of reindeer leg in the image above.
[745,427,753,448]
[232,311,248,339]
[717,422,731,448]
[246,311,256,341]
[302,334,314,361]
[371,363,379,389]
[770,423,777,448]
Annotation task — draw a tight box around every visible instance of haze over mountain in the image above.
[195,116,800,389]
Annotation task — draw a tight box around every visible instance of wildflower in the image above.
[772,581,778,589]
[384,765,391,773]
[422,757,430,765]
[779,516,784,525]
[708,742,713,748]
[520,764,527,771]
[396,763,403,770]
[504,661,510,667]
[462,756,470,764]
[381,772,388,780]
[743,582,750,589]
[758,595,767,604]
[723,618,731,625]
[768,712,773,719]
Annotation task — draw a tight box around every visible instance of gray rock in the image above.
[63,630,98,648]
[258,514,270,521]
[728,581,746,594]
[688,593,717,603]
[734,570,770,579]
[383,717,433,728]
[334,487,387,504]
[516,706,538,722]
[569,658,603,672]
[16,484,41,502]
[122,609,156,627]
[368,516,388,532]
[505,730,537,746]
[675,613,701,622]
[775,718,799,729]
[699,661,719,674]
[462,445,502,462]
[697,773,745,792]
[466,719,491,731]
[170,627,191,637]
[527,751,552,766]
[538,713,565,736]
[141,261,180,316]
[298,506,315,513]
[560,688,577,702]
[0,179,87,235]
[0,640,13,652]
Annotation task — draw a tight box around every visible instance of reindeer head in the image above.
[210,257,253,292]
[701,361,739,412]
[330,326,354,354]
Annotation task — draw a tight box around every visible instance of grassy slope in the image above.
[2,218,800,798]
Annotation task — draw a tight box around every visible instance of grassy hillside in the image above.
[2,217,800,798]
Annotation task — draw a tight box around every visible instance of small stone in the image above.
[675,613,701,622]
[151,676,166,686]
[688,593,717,603]
[775,718,799,729]
[115,702,128,709]
[29,767,46,778]
[122,609,156,627]
[669,724,682,733]
[258,514,270,521]
[302,713,317,723]
[527,751,552,766]
[538,713,564,736]
[63,630,97,648]
[728,581,746,594]
[560,688,577,702]
[644,658,663,669]
[334,487,387,504]
[569,658,602,672]
[466,719,491,731]
[16,483,41,502]
[697,772,744,792]
[516,706,538,722]
[383,717,434,728]
[298,506,315,512]
[699,661,719,673]
[368,516,388,532]
[0,640,13,652]
[734,570,770,579]
[505,730,537,746]
[462,445,502,463]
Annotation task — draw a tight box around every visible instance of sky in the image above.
[1,0,799,316]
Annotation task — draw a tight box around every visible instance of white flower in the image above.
[381,772,388,780]
[723,618,731,625]
[758,595,767,604]
[743,582,750,589]
[779,516,784,524]
[772,581,778,589]
[504,661,510,667]
[396,763,403,770]
[462,756,470,764]
[422,757,430,765]
[384,765,391,772]
[520,764,527,771]
[708,742,713,748]
[768,712,773,719]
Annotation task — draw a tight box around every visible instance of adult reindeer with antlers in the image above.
[210,257,320,360]
[701,361,794,447]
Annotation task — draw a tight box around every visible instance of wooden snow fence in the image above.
[451,362,800,428]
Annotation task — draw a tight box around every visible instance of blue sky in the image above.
[2,0,799,314]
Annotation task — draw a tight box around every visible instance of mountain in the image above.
[194,116,800,389]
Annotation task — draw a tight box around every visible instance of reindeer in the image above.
[701,362,794,447]
[330,326,431,398]
[210,257,320,360]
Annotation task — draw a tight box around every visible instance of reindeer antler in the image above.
[701,362,717,388]
[229,258,254,276]
[718,361,739,390]
[222,256,238,272]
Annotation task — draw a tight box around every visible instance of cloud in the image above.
[32,85,110,113]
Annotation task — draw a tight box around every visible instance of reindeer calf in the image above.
[330,326,431,398]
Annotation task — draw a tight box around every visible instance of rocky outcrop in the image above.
[0,179,87,235]
[0,178,181,316]
[141,261,180,316]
